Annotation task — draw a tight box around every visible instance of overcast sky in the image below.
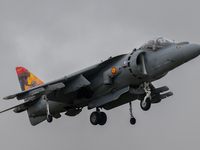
[1,0,200,150]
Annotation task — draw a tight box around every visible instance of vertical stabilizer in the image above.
[16,67,44,91]
[16,67,46,125]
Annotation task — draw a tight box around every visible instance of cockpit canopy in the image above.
[140,37,174,50]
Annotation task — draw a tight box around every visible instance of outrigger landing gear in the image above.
[90,108,107,126]
[47,114,53,123]
[129,102,136,125]
[45,95,53,123]
[140,82,151,111]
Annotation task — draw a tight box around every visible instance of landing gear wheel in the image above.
[90,112,100,125]
[99,112,107,126]
[130,117,136,125]
[140,98,151,111]
[129,102,136,125]
[47,115,53,123]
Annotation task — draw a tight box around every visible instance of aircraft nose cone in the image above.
[181,44,200,61]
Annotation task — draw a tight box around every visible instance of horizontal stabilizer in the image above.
[0,100,34,114]
[3,82,65,100]
[4,87,45,100]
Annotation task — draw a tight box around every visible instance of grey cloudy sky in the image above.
[1,0,200,150]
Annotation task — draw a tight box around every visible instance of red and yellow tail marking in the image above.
[16,67,44,91]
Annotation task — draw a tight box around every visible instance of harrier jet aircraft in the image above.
[2,37,200,126]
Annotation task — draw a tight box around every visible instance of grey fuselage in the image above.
[88,42,200,100]
[27,42,200,121]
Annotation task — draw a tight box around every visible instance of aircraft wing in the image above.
[4,54,126,101]
[89,83,173,110]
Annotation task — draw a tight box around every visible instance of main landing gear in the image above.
[90,82,152,126]
[90,108,107,126]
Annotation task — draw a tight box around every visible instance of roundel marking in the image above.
[124,60,127,65]
[111,67,117,74]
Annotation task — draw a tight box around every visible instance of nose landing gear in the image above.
[140,82,151,111]
[140,98,151,111]
[128,82,152,125]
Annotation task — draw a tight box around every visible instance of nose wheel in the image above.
[140,98,151,111]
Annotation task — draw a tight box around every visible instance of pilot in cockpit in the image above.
[140,37,174,50]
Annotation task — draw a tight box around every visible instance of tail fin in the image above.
[16,67,46,125]
[16,67,44,91]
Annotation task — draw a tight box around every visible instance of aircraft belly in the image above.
[88,86,130,109]
[102,91,138,110]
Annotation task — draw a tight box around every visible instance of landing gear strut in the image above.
[129,102,136,125]
[45,95,53,123]
[140,82,151,111]
[90,108,107,126]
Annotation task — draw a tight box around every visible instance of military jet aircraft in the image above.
[2,37,200,126]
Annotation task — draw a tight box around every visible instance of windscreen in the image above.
[140,37,174,50]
